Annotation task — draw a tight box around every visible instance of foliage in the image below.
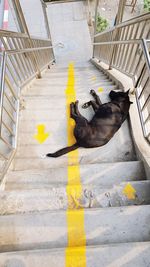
[96,13,109,33]
[144,0,150,11]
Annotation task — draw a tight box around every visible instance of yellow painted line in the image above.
[65,63,86,267]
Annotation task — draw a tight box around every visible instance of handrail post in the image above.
[40,0,55,63]
[40,0,51,39]
[108,0,126,70]
[87,0,92,27]
[141,39,150,73]
[0,52,7,136]
[93,0,99,58]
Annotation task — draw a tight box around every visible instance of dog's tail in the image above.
[46,143,79,158]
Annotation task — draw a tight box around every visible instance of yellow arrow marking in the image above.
[122,183,136,200]
[34,124,49,144]
[91,76,96,81]
[65,63,86,267]
[98,87,104,92]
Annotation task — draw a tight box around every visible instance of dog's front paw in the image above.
[82,102,89,109]
[90,89,96,96]
[70,102,74,109]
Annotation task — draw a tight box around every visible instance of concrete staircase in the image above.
[0,63,150,266]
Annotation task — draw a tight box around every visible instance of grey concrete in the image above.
[0,180,150,214]
[0,242,150,267]
[19,0,47,38]
[47,1,92,66]
[7,0,47,37]
[0,205,150,252]
[5,161,145,190]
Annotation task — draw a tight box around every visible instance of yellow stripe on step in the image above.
[65,63,86,267]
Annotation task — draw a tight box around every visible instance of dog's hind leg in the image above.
[70,102,75,117]
[74,100,82,116]
[90,89,102,106]
[70,102,88,125]
[82,100,99,112]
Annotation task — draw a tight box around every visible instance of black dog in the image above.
[47,89,132,157]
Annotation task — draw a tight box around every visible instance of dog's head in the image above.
[109,89,132,103]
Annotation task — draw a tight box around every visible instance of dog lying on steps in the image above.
[46,89,133,158]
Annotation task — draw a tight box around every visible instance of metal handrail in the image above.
[4,41,63,55]
[93,39,141,45]
[93,11,150,144]
[0,30,54,181]
[0,29,28,38]
[94,12,150,38]
[142,39,150,70]
[5,46,53,54]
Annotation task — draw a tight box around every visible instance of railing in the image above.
[0,30,54,181]
[93,13,150,144]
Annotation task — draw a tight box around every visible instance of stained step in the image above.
[0,242,150,267]
[0,205,150,252]
[0,180,150,214]
[22,84,117,96]
[5,161,145,190]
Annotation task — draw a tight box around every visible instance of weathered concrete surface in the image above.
[0,242,150,267]
[47,1,92,66]
[5,161,145,190]
[20,0,47,38]
[0,206,150,252]
[0,180,150,214]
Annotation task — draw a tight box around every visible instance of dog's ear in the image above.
[125,89,130,95]
[109,90,117,96]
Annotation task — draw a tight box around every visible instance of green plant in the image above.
[144,0,150,11]
[96,13,109,33]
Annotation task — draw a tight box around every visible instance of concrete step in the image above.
[17,116,134,149]
[43,64,107,73]
[13,151,136,171]
[19,107,98,123]
[41,73,110,83]
[21,96,66,110]
[0,180,150,214]
[43,64,113,78]
[40,77,113,87]
[18,120,67,141]
[28,76,115,84]
[0,205,150,252]
[20,109,67,121]
[22,84,117,97]
[18,92,120,126]
[31,79,115,88]
[14,121,135,170]
[0,242,150,267]
[5,161,145,190]
[20,92,114,111]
